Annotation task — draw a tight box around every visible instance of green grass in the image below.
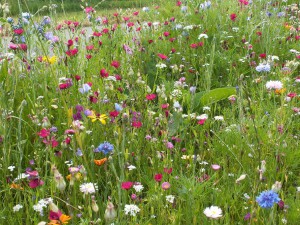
[0,0,300,224]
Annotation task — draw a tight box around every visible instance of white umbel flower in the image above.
[133,184,144,193]
[124,204,140,216]
[13,204,23,212]
[203,206,223,219]
[166,195,175,203]
[79,182,98,194]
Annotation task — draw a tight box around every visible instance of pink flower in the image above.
[100,68,109,78]
[85,7,95,14]
[230,13,237,21]
[157,53,168,60]
[154,174,163,182]
[14,28,24,35]
[132,121,142,128]
[161,182,171,190]
[164,167,173,174]
[29,178,44,188]
[38,128,50,138]
[111,60,120,68]
[121,181,133,190]
[211,164,221,171]
[146,94,157,101]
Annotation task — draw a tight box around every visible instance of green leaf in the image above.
[0,17,7,23]
[199,87,236,106]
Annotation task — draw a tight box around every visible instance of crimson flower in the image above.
[230,13,237,21]
[111,60,120,68]
[38,128,50,138]
[146,94,157,101]
[121,181,133,190]
[154,173,163,182]
[157,53,168,60]
[132,121,142,128]
[100,68,109,78]
[14,28,24,35]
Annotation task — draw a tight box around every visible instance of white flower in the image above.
[127,165,136,171]
[80,183,98,194]
[198,33,208,39]
[14,173,30,181]
[166,195,175,203]
[33,198,53,216]
[79,83,91,94]
[8,165,15,172]
[203,106,210,111]
[124,204,140,216]
[266,80,283,90]
[296,187,300,192]
[156,63,167,69]
[196,114,208,120]
[133,184,144,192]
[214,116,224,121]
[203,206,223,219]
[13,204,23,212]
[142,7,149,12]
[236,174,247,183]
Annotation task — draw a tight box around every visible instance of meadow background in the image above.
[0,0,299,224]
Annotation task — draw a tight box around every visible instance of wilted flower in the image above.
[104,202,117,223]
[236,174,247,183]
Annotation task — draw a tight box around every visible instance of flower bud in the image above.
[91,199,99,212]
[104,202,117,223]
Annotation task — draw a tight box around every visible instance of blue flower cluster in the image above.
[256,190,281,208]
[95,142,114,155]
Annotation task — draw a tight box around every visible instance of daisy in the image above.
[203,206,223,219]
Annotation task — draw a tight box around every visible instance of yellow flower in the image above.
[88,111,108,125]
[42,56,57,64]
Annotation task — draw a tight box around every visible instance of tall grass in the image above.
[0,0,300,224]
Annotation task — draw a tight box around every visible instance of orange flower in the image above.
[10,183,24,190]
[48,220,60,225]
[59,214,71,224]
[275,88,286,95]
[94,158,108,166]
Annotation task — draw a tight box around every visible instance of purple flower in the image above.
[256,190,281,208]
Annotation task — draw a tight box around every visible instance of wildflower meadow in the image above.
[0,0,300,224]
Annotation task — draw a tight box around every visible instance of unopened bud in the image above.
[104,202,116,223]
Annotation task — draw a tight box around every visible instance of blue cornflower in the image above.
[95,142,114,154]
[256,190,281,208]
